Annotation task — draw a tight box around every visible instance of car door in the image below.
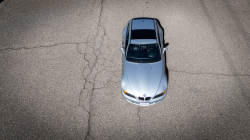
[155,20,167,73]
[122,21,130,72]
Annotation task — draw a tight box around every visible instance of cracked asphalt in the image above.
[0,0,250,139]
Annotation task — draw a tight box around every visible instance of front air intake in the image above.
[138,97,144,100]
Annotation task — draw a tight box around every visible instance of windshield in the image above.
[126,44,161,63]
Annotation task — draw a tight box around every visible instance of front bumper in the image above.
[122,90,166,106]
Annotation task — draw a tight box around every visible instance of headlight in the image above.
[123,89,135,98]
[153,90,165,99]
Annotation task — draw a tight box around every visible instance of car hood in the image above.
[125,60,162,97]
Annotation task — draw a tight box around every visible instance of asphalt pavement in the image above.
[1,0,250,139]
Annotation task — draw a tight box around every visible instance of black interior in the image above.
[126,44,160,62]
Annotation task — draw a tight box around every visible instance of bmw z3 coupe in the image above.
[120,18,168,106]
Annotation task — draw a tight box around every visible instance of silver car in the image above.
[120,18,168,106]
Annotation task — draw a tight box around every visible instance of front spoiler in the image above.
[122,90,166,106]
[125,97,164,106]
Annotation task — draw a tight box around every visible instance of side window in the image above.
[125,22,130,51]
[156,22,161,48]
[156,22,164,49]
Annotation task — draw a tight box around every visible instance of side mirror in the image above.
[164,43,169,48]
[120,47,125,54]
[162,43,168,56]
[162,47,167,56]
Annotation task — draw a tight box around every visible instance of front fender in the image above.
[155,73,168,95]
[121,72,133,95]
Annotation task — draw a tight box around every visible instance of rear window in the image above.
[131,29,156,39]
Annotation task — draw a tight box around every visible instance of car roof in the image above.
[130,18,156,40]
[131,18,155,30]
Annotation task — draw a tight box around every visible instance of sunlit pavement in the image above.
[1,0,250,139]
